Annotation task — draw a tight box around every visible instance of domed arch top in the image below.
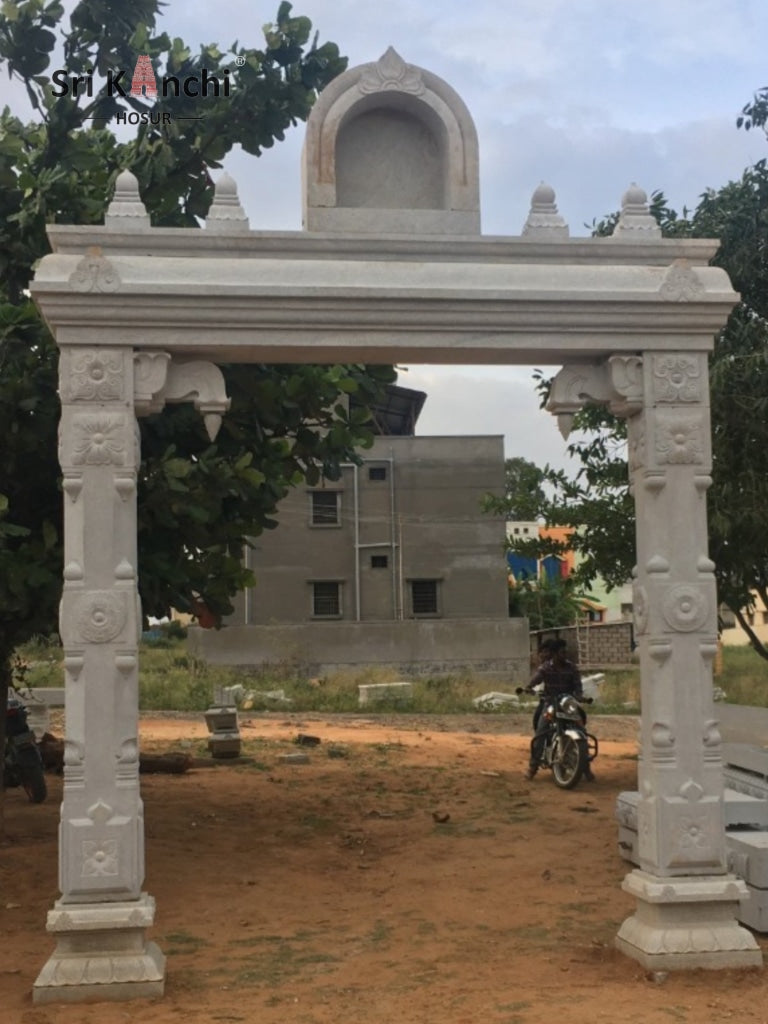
[303,47,480,234]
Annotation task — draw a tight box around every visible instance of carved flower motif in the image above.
[659,262,705,302]
[678,815,709,851]
[70,351,123,401]
[662,584,709,633]
[82,839,118,877]
[359,47,425,95]
[655,415,704,465]
[653,355,701,402]
[71,415,126,466]
[75,591,127,643]
[69,252,120,293]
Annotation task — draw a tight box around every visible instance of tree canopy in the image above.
[0,0,396,689]
[530,168,768,658]
[482,456,547,522]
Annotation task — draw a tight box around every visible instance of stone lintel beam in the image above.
[44,224,723,267]
[32,255,737,366]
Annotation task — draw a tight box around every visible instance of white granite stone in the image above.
[26,49,758,1002]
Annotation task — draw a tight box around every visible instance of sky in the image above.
[7,0,768,472]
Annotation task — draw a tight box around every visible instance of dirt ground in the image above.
[3,711,768,1024]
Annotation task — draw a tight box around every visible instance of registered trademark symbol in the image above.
[235,55,246,68]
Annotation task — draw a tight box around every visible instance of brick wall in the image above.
[530,621,636,669]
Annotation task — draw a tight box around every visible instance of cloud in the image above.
[398,366,581,473]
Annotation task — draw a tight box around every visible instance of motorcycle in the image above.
[4,692,47,803]
[517,687,598,789]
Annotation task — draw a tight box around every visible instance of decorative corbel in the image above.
[134,352,171,416]
[546,362,612,438]
[547,356,644,437]
[161,360,231,441]
[133,354,230,440]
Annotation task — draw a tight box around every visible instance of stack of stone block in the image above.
[203,705,241,759]
[616,742,768,932]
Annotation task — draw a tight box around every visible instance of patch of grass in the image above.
[717,644,768,706]
[164,930,209,955]
[367,919,392,945]
[18,634,765,714]
[231,942,340,986]
[593,668,640,711]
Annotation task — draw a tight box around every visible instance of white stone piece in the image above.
[33,894,165,1004]
[204,706,241,758]
[27,48,756,1000]
[616,869,761,969]
[104,170,150,230]
[522,182,569,239]
[302,47,480,235]
[205,172,249,233]
[162,360,231,441]
[358,681,413,706]
[472,691,521,710]
[611,183,662,240]
[133,351,171,416]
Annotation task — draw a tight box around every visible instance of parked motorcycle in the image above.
[4,692,47,803]
[517,687,598,789]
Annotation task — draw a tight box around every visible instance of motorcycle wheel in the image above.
[551,735,588,789]
[20,761,47,804]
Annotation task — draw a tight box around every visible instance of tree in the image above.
[533,166,768,660]
[508,573,580,631]
[482,456,547,522]
[0,4,395,721]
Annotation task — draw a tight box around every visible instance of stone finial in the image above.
[611,183,662,239]
[205,172,249,233]
[105,170,150,230]
[522,182,569,239]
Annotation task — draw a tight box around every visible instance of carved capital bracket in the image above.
[546,355,643,438]
[133,354,231,440]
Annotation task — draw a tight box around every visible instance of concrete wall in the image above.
[192,434,531,676]
[230,434,509,626]
[531,621,636,668]
[189,617,530,681]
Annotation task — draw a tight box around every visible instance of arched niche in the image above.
[303,47,480,234]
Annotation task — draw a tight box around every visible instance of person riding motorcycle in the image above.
[523,638,593,782]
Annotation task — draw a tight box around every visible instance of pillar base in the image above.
[616,869,762,971]
[33,893,165,1004]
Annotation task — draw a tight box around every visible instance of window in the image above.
[312,582,341,617]
[311,490,340,526]
[368,466,387,481]
[410,579,439,616]
[371,555,388,569]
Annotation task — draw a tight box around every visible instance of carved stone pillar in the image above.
[33,346,165,1004]
[549,354,761,970]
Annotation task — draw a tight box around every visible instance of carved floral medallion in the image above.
[71,415,126,466]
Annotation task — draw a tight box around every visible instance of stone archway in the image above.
[30,49,761,1004]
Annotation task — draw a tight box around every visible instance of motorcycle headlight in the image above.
[560,696,579,717]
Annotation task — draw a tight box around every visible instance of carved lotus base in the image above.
[33,893,165,1004]
[616,869,762,970]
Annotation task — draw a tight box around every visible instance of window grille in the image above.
[311,490,339,525]
[313,581,341,616]
[411,579,438,615]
